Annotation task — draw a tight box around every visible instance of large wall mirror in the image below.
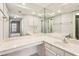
[1,3,79,40]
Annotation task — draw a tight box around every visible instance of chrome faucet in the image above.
[63,34,71,43]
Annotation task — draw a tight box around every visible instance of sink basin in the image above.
[67,40,79,45]
[55,38,79,45]
[53,39,79,50]
[53,41,70,47]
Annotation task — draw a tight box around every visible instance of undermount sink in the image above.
[53,41,70,47]
[67,40,79,45]
[58,37,79,44]
[53,39,79,49]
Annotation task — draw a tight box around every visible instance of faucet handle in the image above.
[63,37,69,43]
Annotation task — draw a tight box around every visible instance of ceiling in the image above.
[6,3,79,17]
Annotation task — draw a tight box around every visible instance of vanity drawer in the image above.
[45,47,56,56]
[51,46,64,56]
[44,42,64,56]
[44,42,52,49]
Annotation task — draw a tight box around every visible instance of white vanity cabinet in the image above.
[44,42,75,56]
[37,43,56,56]
[37,43,45,56]
[44,42,64,56]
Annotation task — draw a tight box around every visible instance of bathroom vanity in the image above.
[0,34,79,56]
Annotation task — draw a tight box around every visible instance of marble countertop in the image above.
[0,34,79,56]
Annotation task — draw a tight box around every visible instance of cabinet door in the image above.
[37,43,45,56]
[64,52,76,56]
[45,42,64,56]
[45,47,56,56]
